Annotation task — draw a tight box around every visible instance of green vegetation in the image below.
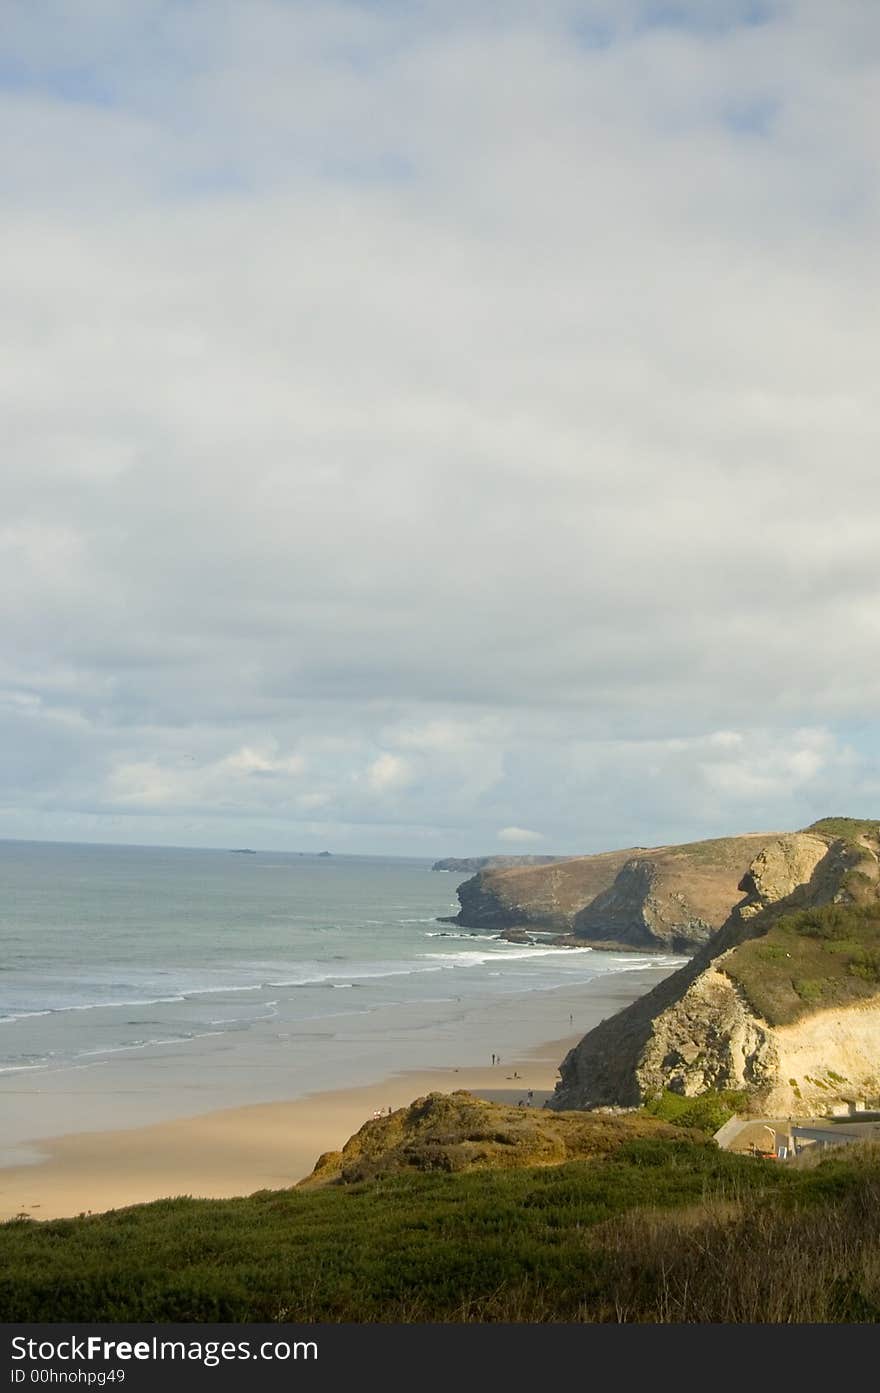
[806,817,880,848]
[643,1089,747,1134]
[725,901,880,1026]
[1,1139,878,1323]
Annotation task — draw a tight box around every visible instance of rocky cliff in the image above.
[573,834,776,951]
[551,825,880,1118]
[452,849,636,932]
[451,833,776,948]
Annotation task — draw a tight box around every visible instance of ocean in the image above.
[0,840,685,1161]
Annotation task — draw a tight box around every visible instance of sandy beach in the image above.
[0,966,676,1222]
[0,1032,581,1222]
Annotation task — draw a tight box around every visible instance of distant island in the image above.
[432,855,568,875]
[229,848,256,854]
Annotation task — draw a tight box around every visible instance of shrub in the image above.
[849,949,880,983]
[793,979,823,1003]
[643,1090,746,1134]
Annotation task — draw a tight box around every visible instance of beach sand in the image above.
[0,1038,576,1221]
[0,968,669,1222]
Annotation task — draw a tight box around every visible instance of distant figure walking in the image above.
[491,1052,496,1066]
[569,1014,573,1026]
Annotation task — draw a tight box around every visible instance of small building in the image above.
[787,1125,861,1156]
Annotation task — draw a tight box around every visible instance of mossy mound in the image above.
[300,1090,692,1187]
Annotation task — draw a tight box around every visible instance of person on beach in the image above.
[491,1053,495,1065]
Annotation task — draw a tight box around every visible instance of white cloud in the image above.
[497,826,545,845]
[106,742,305,810]
[698,727,830,795]
[222,746,305,777]
[366,753,414,794]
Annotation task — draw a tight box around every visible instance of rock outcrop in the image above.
[298,1090,693,1187]
[551,830,880,1118]
[735,833,829,918]
[451,833,776,948]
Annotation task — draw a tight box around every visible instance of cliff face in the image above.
[735,833,830,918]
[551,832,880,1118]
[573,834,774,951]
[453,849,635,932]
[452,833,776,947]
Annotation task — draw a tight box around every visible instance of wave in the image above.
[75,1035,198,1057]
[423,930,480,939]
[600,955,689,971]
[422,945,594,967]
[0,946,684,1034]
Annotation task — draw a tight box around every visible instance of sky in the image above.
[2,0,879,856]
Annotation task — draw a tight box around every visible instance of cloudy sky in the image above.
[2,0,879,856]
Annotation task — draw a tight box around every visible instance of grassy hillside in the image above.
[2,1138,879,1322]
[806,817,880,848]
[724,901,880,1027]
